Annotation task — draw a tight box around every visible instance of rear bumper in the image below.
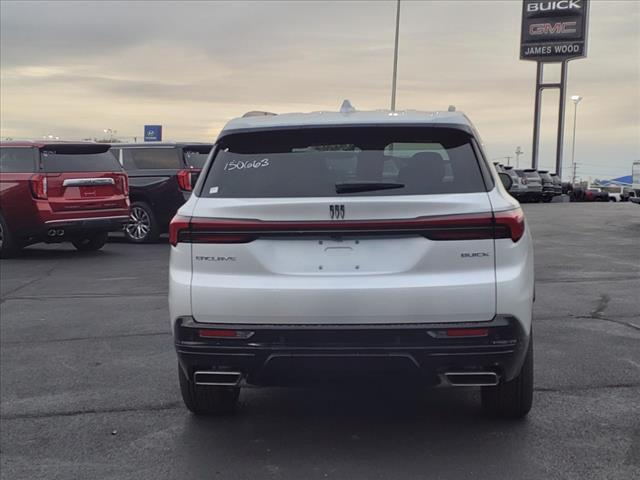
[174,315,530,387]
[43,215,129,232]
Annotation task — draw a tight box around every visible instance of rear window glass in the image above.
[524,171,540,178]
[123,148,181,170]
[0,148,36,172]
[200,127,486,198]
[184,149,211,169]
[41,151,121,172]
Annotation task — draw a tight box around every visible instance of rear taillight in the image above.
[169,215,190,246]
[118,173,129,197]
[29,174,48,199]
[494,208,525,242]
[177,169,200,192]
[169,210,526,246]
[169,215,256,246]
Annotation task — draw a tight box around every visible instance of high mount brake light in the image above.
[29,174,48,199]
[169,209,525,246]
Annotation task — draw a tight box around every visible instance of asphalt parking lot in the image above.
[1,202,639,480]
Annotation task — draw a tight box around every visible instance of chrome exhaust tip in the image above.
[56,229,65,236]
[443,372,499,387]
[47,228,57,236]
[194,371,242,386]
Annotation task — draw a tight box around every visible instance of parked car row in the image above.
[111,142,212,242]
[568,185,638,202]
[0,141,212,257]
[493,163,562,203]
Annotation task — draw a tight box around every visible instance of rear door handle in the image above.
[62,178,115,187]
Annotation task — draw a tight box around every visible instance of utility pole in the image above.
[570,95,582,183]
[390,0,401,111]
[572,162,579,185]
[515,146,523,168]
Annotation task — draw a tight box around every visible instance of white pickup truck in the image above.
[605,187,638,202]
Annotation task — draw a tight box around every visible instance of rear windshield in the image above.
[123,147,181,170]
[200,127,487,198]
[41,150,122,172]
[183,149,211,169]
[524,171,540,179]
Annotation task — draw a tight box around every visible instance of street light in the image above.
[515,146,523,168]
[570,95,582,183]
[390,0,401,111]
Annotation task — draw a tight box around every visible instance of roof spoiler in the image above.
[40,143,111,154]
[242,111,277,118]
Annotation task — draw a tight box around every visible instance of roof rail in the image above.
[242,111,277,118]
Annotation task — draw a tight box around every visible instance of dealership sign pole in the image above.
[521,0,590,178]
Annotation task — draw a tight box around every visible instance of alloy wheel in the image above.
[125,206,151,241]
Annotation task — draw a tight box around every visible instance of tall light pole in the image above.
[570,95,582,183]
[515,146,523,168]
[390,0,401,111]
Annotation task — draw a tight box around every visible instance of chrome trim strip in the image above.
[62,178,115,187]
[44,215,129,225]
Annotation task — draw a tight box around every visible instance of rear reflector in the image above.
[29,174,48,199]
[198,329,254,339]
[446,328,489,337]
[169,209,525,246]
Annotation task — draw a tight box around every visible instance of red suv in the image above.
[0,141,130,257]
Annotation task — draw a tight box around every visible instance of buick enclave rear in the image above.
[168,109,535,418]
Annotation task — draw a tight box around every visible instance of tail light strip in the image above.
[169,208,525,246]
[177,169,201,192]
[29,174,48,199]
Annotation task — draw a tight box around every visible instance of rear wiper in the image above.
[335,181,405,194]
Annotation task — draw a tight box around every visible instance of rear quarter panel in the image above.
[0,173,41,237]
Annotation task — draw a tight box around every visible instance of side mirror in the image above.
[498,172,513,190]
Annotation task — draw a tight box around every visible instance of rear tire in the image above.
[72,232,108,251]
[178,366,240,415]
[481,333,533,419]
[0,213,21,258]
[124,202,159,243]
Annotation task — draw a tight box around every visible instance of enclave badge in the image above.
[329,204,345,220]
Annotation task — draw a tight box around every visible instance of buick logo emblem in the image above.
[329,204,345,220]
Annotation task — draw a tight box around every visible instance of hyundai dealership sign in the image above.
[520,0,590,61]
[144,125,162,142]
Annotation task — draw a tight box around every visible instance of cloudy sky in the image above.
[1,0,638,179]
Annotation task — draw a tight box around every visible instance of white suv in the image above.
[169,106,534,418]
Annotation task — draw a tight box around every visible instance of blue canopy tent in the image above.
[597,175,632,186]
